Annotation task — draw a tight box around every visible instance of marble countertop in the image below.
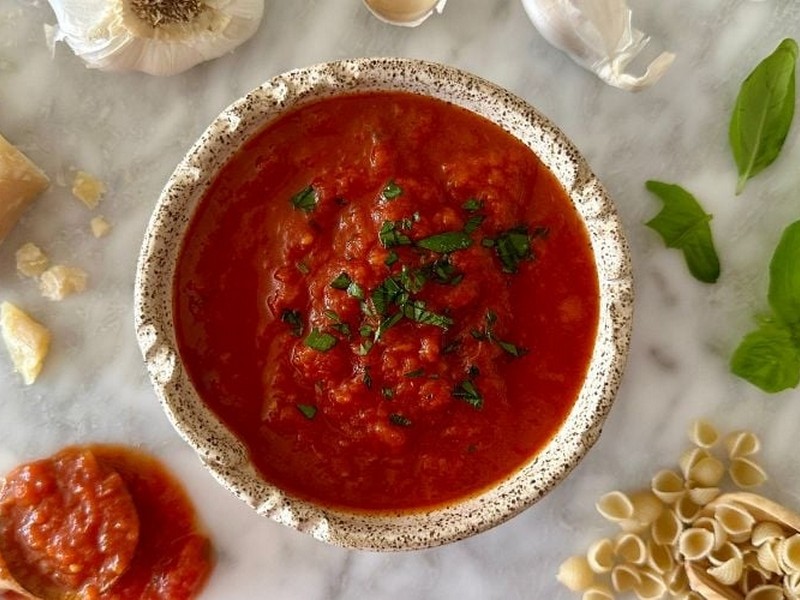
[2,0,800,598]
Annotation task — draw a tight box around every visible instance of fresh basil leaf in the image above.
[385,250,399,267]
[346,281,365,300]
[362,367,372,389]
[379,221,412,248]
[382,180,403,200]
[462,198,483,212]
[304,328,337,352]
[280,309,303,337]
[453,380,483,409]
[290,185,318,212]
[381,387,395,399]
[464,215,484,235]
[389,413,412,427]
[375,312,403,340]
[295,261,310,275]
[399,266,426,293]
[645,180,721,284]
[401,299,453,328]
[730,38,798,195]
[731,319,800,393]
[767,220,800,329]
[498,340,527,358]
[330,272,352,290]
[416,231,473,253]
[492,227,533,273]
[296,404,317,419]
[372,276,405,315]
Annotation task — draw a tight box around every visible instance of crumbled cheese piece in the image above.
[15,242,49,278]
[90,215,112,238]
[0,133,49,244]
[71,170,105,209]
[39,265,88,301]
[0,301,51,385]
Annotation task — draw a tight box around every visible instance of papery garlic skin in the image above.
[363,0,447,28]
[520,0,675,92]
[45,0,265,76]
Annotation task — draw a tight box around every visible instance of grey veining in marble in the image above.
[1,0,800,598]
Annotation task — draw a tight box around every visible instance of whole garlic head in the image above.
[521,0,675,92]
[45,0,265,76]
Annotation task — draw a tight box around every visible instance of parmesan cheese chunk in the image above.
[90,215,112,238]
[0,302,51,385]
[0,134,49,244]
[39,265,88,301]
[15,242,49,278]
[71,171,105,209]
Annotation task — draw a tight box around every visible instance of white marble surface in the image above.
[1,0,800,598]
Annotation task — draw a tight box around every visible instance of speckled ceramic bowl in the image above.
[134,58,633,551]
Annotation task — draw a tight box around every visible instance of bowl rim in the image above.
[134,57,634,551]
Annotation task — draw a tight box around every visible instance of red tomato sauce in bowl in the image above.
[173,91,599,512]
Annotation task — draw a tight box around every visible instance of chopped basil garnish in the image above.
[426,256,462,285]
[357,339,374,355]
[379,220,412,248]
[363,367,372,389]
[290,185,318,213]
[389,413,412,427]
[385,250,399,267]
[481,237,496,248]
[347,281,365,300]
[382,180,403,200]
[491,226,533,273]
[304,328,337,352]
[330,272,352,290]
[280,309,303,337]
[375,312,403,339]
[498,340,527,357]
[462,198,483,212]
[296,404,317,419]
[372,277,406,315]
[296,261,310,275]
[381,387,395,399]
[416,231,473,254]
[402,299,453,328]
[464,215,484,235]
[404,368,425,378]
[359,324,374,338]
[399,266,426,294]
[453,380,483,409]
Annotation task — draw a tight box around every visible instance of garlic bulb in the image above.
[363,0,447,27]
[520,0,675,92]
[45,0,265,76]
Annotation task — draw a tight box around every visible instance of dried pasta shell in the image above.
[684,560,742,600]
[582,584,614,600]
[586,538,615,574]
[689,455,726,487]
[557,555,595,591]
[776,534,800,573]
[597,491,635,522]
[676,495,702,523]
[680,448,710,481]
[756,541,782,574]
[690,419,720,448]
[744,584,784,600]
[615,533,647,565]
[651,470,685,505]
[784,570,800,597]
[688,486,721,506]
[729,457,768,489]
[725,431,761,459]
[631,491,665,526]
[741,563,769,594]
[678,527,715,561]
[707,556,744,586]
[715,503,756,542]
[634,568,667,600]
[709,541,744,567]
[694,516,728,551]
[611,564,641,593]
[665,565,689,595]
[646,539,674,574]
[751,522,785,547]
[652,509,682,546]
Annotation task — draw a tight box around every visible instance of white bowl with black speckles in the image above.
[134,58,634,551]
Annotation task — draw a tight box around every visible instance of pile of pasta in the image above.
[557,421,800,600]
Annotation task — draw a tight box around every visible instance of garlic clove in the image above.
[363,0,447,27]
[520,0,675,92]
[45,0,265,76]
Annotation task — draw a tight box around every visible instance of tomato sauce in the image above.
[174,91,600,511]
[0,446,211,599]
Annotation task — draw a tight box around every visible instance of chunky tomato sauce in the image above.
[174,91,599,511]
[0,446,211,599]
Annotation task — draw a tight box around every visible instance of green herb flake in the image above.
[296,404,317,419]
[357,339,374,356]
[290,185,318,213]
[730,38,798,194]
[330,272,352,290]
[404,368,425,378]
[375,312,404,340]
[464,215,485,235]
[731,220,800,392]
[498,340,527,357]
[372,276,405,315]
[381,387,395,399]
[399,266,426,294]
[304,328,337,352]
[453,380,483,410]
[359,324,374,338]
[347,281,365,300]
[481,237,496,248]
[462,198,483,212]
[280,309,303,337]
[296,261,310,275]
[362,367,373,389]
[645,180,721,284]
[389,413,412,427]
[492,227,533,274]
[385,250,399,267]
[402,299,453,329]
[379,221,412,248]
[416,231,473,254]
[382,180,403,200]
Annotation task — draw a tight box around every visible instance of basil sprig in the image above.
[645,181,721,284]
[290,185,318,212]
[731,220,800,393]
[730,38,797,195]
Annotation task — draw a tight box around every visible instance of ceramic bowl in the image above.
[134,58,633,551]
